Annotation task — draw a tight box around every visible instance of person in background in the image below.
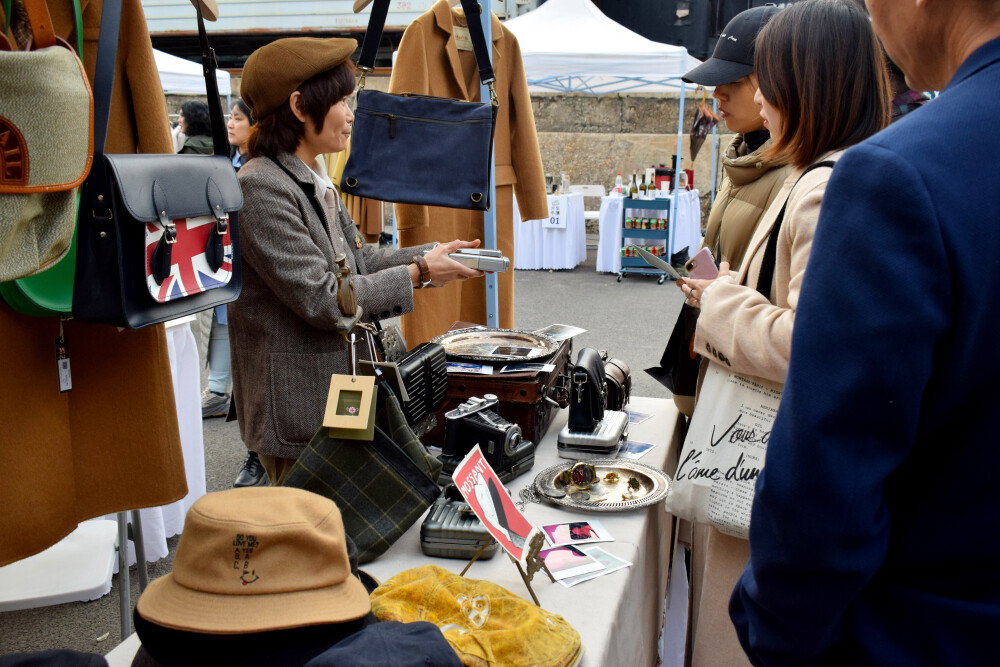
[677,2,890,665]
[673,5,792,417]
[176,100,213,155]
[672,6,792,664]
[729,0,1000,663]
[232,37,482,485]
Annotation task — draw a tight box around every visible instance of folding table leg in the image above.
[129,510,149,591]
[116,512,132,639]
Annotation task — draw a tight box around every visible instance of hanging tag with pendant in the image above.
[56,320,72,393]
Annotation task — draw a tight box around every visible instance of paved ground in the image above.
[0,238,686,657]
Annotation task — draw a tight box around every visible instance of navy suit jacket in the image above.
[730,36,1000,666]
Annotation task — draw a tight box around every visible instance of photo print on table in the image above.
[499,363,556,375]
[538,545,605,581]
[542,520,613,548]
[533,323,587,341]
[447,362,494,375]
[618,440,656,460]
[558,547,632,588]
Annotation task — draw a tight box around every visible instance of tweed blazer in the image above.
[694,150,843,384]
[230,152,433,459]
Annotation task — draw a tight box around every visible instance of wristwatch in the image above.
[411,254,432,289]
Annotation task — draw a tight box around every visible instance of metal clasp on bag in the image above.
[573,370,587,403]
[357,65,373,93]
[158,209,177,244]
[486,80,498,107]
[215,211,229,235]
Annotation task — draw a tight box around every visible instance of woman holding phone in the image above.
[677,2,890,664]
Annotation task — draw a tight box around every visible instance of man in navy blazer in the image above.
[730,1,1000,665]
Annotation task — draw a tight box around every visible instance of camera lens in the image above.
[504,424,523,455]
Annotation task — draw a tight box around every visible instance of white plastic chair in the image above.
[568,184,606,221]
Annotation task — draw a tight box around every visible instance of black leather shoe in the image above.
[233,451,268,488]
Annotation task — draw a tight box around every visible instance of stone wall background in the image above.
[172,79,736,227]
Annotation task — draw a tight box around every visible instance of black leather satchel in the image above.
[568,348,607,432]
[72,0,242,328]
[340,0,498,211]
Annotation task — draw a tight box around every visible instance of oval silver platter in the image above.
[430,327,560,363]
[532,459,672,512]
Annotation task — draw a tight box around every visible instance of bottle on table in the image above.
[614,172,623,195]
[628,172,639,198]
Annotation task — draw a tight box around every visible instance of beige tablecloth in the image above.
[365,396,684,667]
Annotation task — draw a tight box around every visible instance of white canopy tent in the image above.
[154,48,231,97]
[503,0,702,95]
[504,0,715,240]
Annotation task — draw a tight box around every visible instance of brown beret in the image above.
[241,37,358,120]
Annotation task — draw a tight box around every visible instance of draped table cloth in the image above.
[513,192,587,270]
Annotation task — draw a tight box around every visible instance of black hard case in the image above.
[397,342,449,425]
[420,492,498,560]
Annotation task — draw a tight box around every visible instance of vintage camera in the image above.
[439,394,536,484]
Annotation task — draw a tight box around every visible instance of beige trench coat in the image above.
[686,150,843,666]
[391,0,548,345]
[0,0,186,567]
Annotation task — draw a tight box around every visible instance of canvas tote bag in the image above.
[0,0,92,283]
[664,161,834,538]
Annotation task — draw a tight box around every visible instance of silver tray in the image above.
[531,459,671,512]
[430,327,560,363]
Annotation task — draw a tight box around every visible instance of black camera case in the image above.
[568,348,607,432]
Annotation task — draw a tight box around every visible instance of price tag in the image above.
[543,196,565,229]
[56,335,72,393]
[453,25,474,52]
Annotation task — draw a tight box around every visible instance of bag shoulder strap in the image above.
[755,160,835,299]
[22,0,55,48]
[357,0,495,88]
[89,0,230,216]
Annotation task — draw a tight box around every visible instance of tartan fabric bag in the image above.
[282,379,442,564]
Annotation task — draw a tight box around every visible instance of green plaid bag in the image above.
[282,379,442,563]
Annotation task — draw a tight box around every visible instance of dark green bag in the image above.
[281,378,442,564]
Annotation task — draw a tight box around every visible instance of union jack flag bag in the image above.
[71,0,242,328]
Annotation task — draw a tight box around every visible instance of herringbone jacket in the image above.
[229,152,433,459]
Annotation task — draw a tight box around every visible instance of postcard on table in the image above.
[627,410,651,425]
[542,520,613,548]
[490,345,535,358]
[618,440,656,460]
[533,323,587,341]
[447,362,493,375]
[452,445,540,563]
[499,363,556,375]
[538,545,605,581]
[558,547,632,588]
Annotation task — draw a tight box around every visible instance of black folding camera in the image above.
[439,394,536,484]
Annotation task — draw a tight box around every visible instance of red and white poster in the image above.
[452,445,540,563]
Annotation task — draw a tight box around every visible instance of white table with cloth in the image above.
[106,396,687,667]
[365,396,686,667]
[513,192,587,270]
[596,191,703,274]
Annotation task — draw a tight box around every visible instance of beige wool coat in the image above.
[686,150,843,667]
[391,1,548,345]
[0,0,186,567]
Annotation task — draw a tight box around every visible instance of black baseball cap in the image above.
[682,4,783,86]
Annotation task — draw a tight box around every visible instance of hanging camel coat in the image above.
[0,0,187,567]
[391,0,548,346]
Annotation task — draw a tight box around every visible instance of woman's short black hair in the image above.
[180,100,213,137]
[248,60,357,160]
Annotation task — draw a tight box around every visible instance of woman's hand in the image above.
[423,239,486,286]
[677,261,730,309]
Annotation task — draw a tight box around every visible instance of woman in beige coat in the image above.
[677,2,891,664]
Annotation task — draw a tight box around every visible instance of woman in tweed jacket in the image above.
[231,37,483,483]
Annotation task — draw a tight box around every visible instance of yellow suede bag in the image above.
[371,564,583,667]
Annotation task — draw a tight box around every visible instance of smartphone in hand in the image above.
[685,248,718,280]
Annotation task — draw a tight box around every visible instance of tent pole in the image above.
[480,4,499,326]
[710,97,717,206]
[670,80,685,262]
